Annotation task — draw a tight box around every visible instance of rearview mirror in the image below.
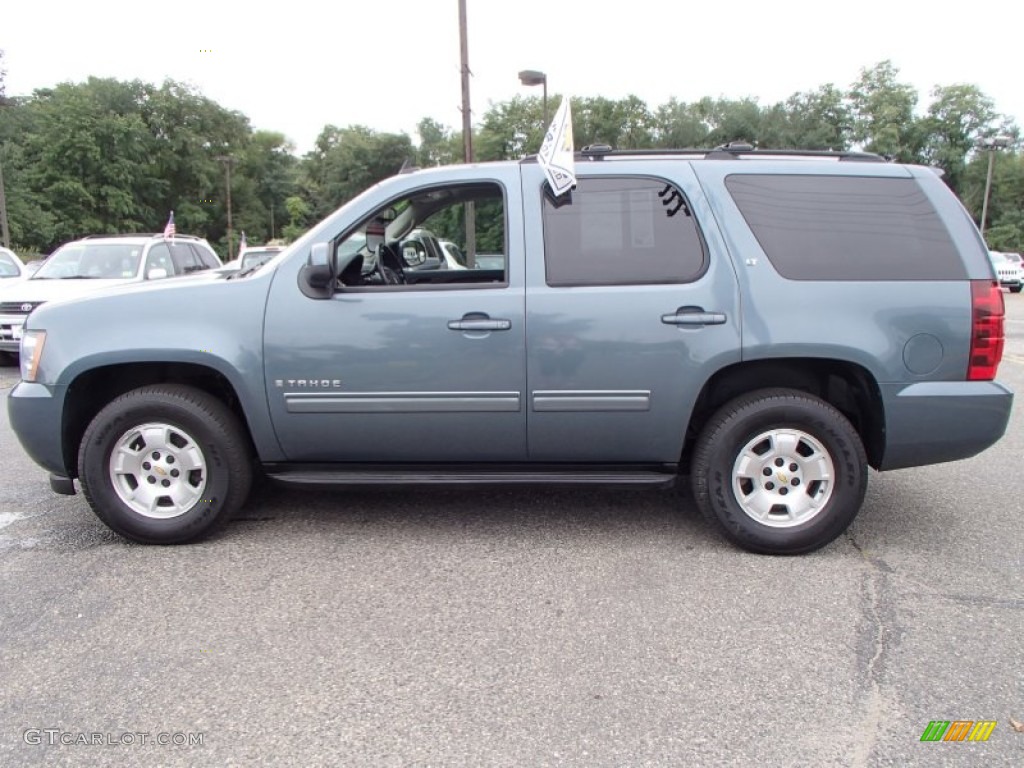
[365,229,385,254]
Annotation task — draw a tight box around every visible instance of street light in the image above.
[518,69,548,125]
[979,135,1012,240]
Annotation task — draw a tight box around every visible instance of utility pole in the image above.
[981,148,995,240]
[0,152,10,249]
[458,0,476,267]
[217,155,234,259]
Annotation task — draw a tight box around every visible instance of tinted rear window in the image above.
[724,175,965,280]
[542,177,706,286]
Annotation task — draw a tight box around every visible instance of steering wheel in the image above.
[375,244,406,285]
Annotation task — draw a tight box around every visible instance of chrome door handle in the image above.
[661,309,726,326]
[448,318,512,331]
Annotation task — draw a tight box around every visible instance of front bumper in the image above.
[0,313,27,352]
[879,380,1014,470]
[7,381,69,477]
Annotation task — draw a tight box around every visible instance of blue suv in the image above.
[8,146,1013,553]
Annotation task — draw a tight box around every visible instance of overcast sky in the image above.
[3,0,1022,155]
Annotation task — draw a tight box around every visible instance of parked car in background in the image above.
[23,259,47,277]
[0,234,221,355]
[0,247,27,282]
[473,253,505,270]
[1001,251,1023,273]
[438,240,468,270]
[988,250,1023,293]
[240,246,285,271]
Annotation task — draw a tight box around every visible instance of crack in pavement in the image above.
[847,531,900,768]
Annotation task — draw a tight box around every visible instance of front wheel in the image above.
[691,389,867,555]
[78,385,253,543]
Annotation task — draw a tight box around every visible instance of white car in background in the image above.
[438,240,468,270]
[988,250,1023,293]
[240,245,285,271]
[0,234,221,355]
[0,247,27,283]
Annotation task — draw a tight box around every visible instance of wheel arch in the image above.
[684,357,885,470]
[62,362,262,478]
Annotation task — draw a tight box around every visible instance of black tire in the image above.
[78,384,253,544]
[691,388,867,555]
[1010,285,1022,293]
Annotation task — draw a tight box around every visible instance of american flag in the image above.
[163,211,176,239]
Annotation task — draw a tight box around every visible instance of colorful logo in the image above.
[920,720,997,742]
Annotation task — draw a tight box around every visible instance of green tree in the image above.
[140,79,252,254]
[766,85,852,150]
[475,95,547,161]
[695,97,764,147]
[848,61,921,160]
[0,77,268,255]
[416,118,459,167]
[20,79,159,243]
[572,95,654,149]
[297,124,413,220]
[230,130,297,244]
[652,99,710,148]
[920,84,997,193]
[984,208,1024,252]
[961,148,1024,245]
[281,195,311,242]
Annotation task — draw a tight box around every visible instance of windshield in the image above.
[34,243,143,279]
[0,252,19,277]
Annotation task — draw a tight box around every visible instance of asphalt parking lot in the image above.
[1,299,1022,767]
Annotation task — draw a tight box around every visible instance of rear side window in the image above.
[169,243,204,274]
[542,177,706,286]
[146,243,175,277]
[192,244,221,270]
[724,175,965,280]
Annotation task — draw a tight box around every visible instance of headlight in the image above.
[20,330,46,382]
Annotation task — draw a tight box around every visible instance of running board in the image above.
[263,464,678,488]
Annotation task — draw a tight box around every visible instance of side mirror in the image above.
[409,257,442,271]
[402,246,426,266]
[298,242,337,299]
[147,267,169,280]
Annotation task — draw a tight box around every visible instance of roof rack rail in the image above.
[524,145,887,163]
[581,144,614,159]
[81,233,158,239]
[79,233,204,240]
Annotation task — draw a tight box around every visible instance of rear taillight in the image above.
[968,280,1004,381]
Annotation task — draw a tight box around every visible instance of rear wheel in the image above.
[78,385,253,543]
[1010,285,1022,293]
[691,388,867,555]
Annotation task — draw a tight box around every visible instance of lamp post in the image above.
[979,135,1011,240]
[458,0,475,266]
[518,69,548,125]
[0,151,10,249]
